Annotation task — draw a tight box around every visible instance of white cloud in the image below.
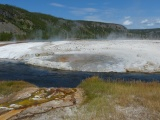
[140,18,160,27]
[141,19,149,24]
[123,20,133,26]
[147,23,154,26]
[156,19,160,24]
[50,3,65,7]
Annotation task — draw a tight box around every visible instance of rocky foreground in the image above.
[0,87,83,120]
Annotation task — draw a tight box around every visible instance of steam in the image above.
[1,40,160,73]
[26,40,160,73]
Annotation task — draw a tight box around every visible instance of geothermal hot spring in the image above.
[0,40,160,87]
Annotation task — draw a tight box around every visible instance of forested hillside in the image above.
[0,4,126,41]
[1,4,160,41]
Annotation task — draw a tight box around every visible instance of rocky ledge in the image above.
[0,87,83,120]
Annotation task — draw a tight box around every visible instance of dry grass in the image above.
[0,81,36,96]
[67,76,160,120]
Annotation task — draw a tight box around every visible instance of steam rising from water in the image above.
[0,40,160,73]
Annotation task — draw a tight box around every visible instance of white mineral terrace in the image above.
[0,40,160,73]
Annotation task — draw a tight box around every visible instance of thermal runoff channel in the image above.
[0,40,160,73]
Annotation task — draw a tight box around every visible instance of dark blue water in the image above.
[0,60,160,88]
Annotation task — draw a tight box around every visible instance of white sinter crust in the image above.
[0,40,160,73]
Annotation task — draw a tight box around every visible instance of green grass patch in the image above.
[79,77,160,109]
[70,76,160,119]
[0,81,36,96]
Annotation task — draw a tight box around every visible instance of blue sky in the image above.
[1,0,160,29]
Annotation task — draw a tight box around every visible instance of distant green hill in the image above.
[0,4,127,41]
[128,29,160,39]
[0,4,160,41]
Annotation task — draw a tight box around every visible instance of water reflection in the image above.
[0,60,160,88]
